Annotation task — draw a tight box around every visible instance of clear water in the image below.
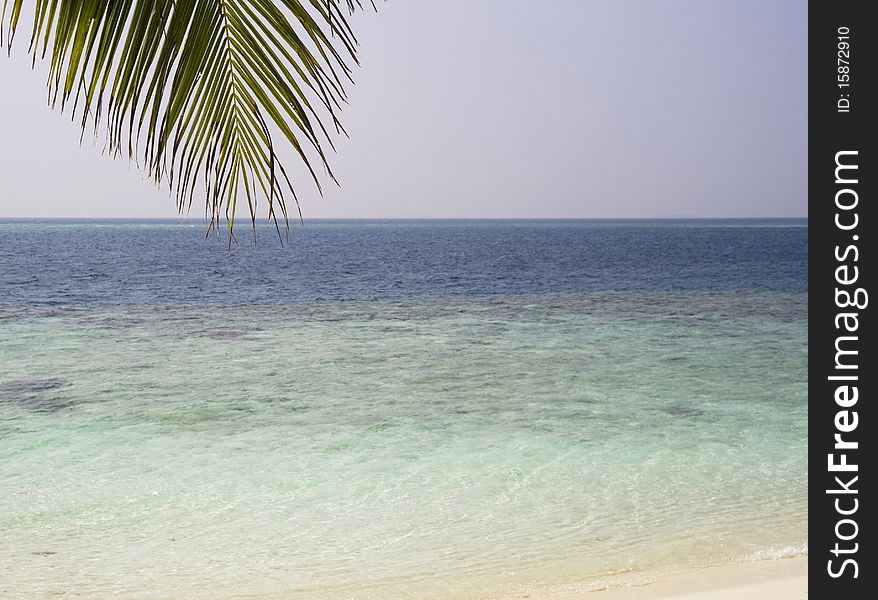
[0,220,807,598]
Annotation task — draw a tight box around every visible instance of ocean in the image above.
[0,219,807,598]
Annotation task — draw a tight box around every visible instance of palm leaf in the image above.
[1,0,369,238]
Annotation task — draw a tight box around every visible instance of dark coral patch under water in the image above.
[0,378,71,412]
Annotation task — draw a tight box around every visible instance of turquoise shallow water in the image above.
[0,290,806,598]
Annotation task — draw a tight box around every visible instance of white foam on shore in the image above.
[743,543,808,562]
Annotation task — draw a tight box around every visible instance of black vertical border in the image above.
[809,1,874,597]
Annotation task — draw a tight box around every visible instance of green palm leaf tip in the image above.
[1,0,369,240]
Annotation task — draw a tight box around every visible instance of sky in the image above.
[0,0,807,219]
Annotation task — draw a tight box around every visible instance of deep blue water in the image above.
[0,219,807,306]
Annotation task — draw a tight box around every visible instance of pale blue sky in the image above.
[0,0,806,219]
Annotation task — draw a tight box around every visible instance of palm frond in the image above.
[1,0,369,238]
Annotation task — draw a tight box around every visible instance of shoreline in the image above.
[0,553,807,598]
[542,557,807,600]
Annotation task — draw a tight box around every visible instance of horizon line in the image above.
[0,215,809,221]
